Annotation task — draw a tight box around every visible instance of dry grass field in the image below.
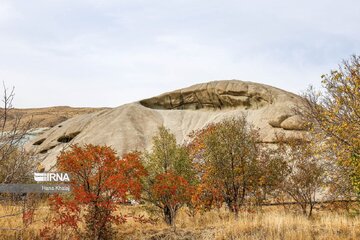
[0,202,359,240]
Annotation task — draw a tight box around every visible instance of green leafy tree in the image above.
[143,126,195,226]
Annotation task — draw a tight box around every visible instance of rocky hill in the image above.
[25,80,308,170]
[4,106,106,130]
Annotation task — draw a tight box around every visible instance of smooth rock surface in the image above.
[26,80,308,170]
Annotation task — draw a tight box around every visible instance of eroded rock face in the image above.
[26,80,308,170]
[140,81,273,110]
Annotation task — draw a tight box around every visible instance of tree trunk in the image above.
[163,206,174,226]
[234,207,239,219]
[301,203,308,216]
[308,203,314,218]
[232,199,239,219]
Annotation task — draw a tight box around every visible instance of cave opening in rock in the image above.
[57,131,81,143]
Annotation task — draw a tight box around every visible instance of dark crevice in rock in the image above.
[193,92,203,109]
[39,145,56,154]
[282,128,307,132]
[168,95,174,109]
[57,131,81,143]
[219,90,248,96]
[33,138,46,146]
[217,95,223,110]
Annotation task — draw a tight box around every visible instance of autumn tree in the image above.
[189,116,261,218]
[42,145,147,240]
[303,55,360,196]
[142,126,195,226]
[254,145,289,205]
[276,135,329,217]
[188,125,224,213]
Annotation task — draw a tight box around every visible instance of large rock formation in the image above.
[26,80,308,170]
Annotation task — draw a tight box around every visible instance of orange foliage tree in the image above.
[41,144,147,240]
[150,171,193,224]
[188,125,223,213]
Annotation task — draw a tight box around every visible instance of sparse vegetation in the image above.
[275,135,329,217]
[0,83,34,184]
[0,56,359,239]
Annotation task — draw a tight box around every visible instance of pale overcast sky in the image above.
[1,0,359,108]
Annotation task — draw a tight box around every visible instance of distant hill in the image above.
[2,106,107,131]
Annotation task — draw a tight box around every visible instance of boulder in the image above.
[280,115,308,131]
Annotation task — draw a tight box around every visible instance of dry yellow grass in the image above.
[0,203,359,239]
[0,203,51,239]
[116,205,360,240]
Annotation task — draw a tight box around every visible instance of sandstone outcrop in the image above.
[140,81,272,110]
[26,80,308,170]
